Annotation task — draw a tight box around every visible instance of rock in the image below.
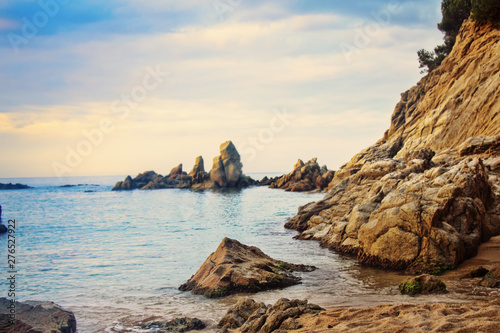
[143,317,206,332]
[217,298,268,330]
[0,183,31,190]
[480,264,500,288]
[461,266,490,279]
[399,275,447,295]
[288,154,499,273]
[458,136,500,157]
[189,156,208,183]
[0,298,77,333]
[179,238,315,298]
[220,141,244,187]
[169,164,183,178]
[269,158,334,192]
[112,141,254,191]
[218,298,324,333]
[210,156,227,188]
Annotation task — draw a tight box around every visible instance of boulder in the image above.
[179,238,315,298]
[480,264,500,288]
[0,298,77,333]
[142,317,206,332]
[269,158,334,192]
[218,298,324,333]
[399,275,447,295]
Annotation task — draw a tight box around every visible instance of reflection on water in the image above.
[0,176,493,332]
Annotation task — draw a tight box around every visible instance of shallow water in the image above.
[0,175,485,332]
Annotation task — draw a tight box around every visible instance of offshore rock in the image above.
[179,238,315,298]
[112,141,255,191]
[268,158,334,192]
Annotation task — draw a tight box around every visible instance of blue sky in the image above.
[0,0,444,177]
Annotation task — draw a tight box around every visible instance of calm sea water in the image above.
[0,175,465,332]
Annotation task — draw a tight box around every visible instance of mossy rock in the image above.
[399,274,447,296]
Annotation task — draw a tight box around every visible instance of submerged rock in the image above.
[0,183,31,190]
[0,298,77,333]
[179,238,315,298]
[218,298,324,333]
[268,158,334,192]
[142,317,206,332]
[480,264,500,288]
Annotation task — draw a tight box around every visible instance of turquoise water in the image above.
[0,175,458,332]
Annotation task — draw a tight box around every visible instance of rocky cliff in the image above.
[286,19,500,274]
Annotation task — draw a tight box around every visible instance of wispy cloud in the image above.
[0,0,444,177]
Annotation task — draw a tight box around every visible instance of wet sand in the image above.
[292,236,500,333]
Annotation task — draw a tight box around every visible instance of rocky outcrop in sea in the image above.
[112,141,257,191]
[0,183,31,190]
[179,237,315,298]
[266,158,334,192]
[284,19,500,274]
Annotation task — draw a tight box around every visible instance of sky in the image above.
[0,0,444,178]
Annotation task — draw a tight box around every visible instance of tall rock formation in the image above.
[112,140,254,191]
[286,19,500,274]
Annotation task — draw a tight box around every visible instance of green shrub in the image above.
[418,0,472,73]
[471,0,500,22]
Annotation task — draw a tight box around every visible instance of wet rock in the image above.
[143,317,206,332]
[461,266,490,279]
[0,183,31,190]
[480,264,500,288]
[179,238,315,298]
[0,298,77,333]
[399,275,447,295]
[269,158,334,192]
[218,298,324,333]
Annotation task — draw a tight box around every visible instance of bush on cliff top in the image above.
[418,0,500,73]
[472,0,500,22]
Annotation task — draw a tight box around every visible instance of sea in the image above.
[0,174,467,332]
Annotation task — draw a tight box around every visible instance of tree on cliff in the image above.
[418,0,500,73]
[418,0,472,73]
[471,0,500,22]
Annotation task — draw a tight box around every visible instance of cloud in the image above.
[0,0,446,177]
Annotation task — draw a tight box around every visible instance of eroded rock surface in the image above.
[218,298,324,333]
[179,238,315,298]
[0,298,77,333]
[285,19,500,274]
[268,158,334,192]
[112,141,255,191]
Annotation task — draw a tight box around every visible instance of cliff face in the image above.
[288,20,500,274]
[342,20,500,172]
